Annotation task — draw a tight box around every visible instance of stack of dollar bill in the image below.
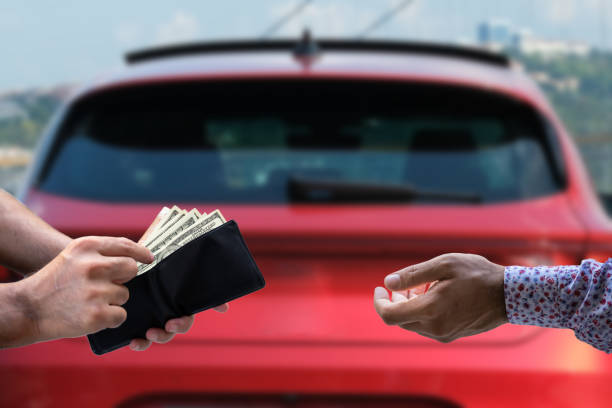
[137,206,226,275]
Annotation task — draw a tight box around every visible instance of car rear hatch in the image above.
[24,77,586,349]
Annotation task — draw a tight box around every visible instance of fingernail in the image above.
[374,286,388,298]
[166,324,177,333]
[384,273,401,289]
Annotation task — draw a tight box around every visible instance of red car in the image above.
[2,38,612,407]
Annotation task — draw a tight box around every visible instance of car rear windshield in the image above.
[37,80,564,204]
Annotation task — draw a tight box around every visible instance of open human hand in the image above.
[373,253,508,343]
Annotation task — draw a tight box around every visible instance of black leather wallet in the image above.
[87,220,265,355]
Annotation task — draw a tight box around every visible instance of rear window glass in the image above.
[37,80,564,204]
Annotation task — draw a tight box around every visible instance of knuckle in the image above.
[109,258,138,280]
[85,286,104,301]
[84,259,109,279]
[117,286,130,305]
[118,237,134,249]
[85,304,107,328]
[121,258,138,274]
[71,236,98,252]
[400,272,413,288]
[108,308,127,328]
[474,254,494,269]
[438,253,456,268]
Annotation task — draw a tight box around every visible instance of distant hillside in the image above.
[0,85,74,148]
[509,50,612,139]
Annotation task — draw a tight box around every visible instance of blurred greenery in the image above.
[509,50,612,138]
[0,92,62,148]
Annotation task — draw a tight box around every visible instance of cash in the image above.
[137,206,226,275]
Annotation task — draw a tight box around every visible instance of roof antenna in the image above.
[293,28,320,68]
[293,28,319,56]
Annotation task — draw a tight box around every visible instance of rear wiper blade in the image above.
[288,177,482,203]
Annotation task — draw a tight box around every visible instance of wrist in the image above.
[492,263,509,325]
[0,279,42,348]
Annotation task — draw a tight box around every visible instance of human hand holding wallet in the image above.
[87,207,265,355]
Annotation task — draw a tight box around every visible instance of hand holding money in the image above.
[129,206,230,351]
[1,206,229,350]
[5,236,154,347]
[137,206,227,275]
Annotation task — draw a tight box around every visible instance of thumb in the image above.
[384,255,454,291]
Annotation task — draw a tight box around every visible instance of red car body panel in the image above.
[3,48,612,407]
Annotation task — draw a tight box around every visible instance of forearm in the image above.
[0,280,39,348]
[0,189,71,275]
[505,259,612,352]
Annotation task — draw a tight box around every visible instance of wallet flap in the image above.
[152,220,265,316]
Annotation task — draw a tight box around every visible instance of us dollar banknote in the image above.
[137,208,225,275]
[138,209,199,275]
[139,206,171,244]
[153,205,181,233]
[144,206,186,247]
[167,209,225,249]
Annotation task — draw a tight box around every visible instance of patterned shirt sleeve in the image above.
[504,259,612,353]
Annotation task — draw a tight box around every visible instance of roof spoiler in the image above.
[125,37,510,67]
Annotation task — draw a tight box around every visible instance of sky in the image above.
[0,0,611,91]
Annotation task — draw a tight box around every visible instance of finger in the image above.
[129,338,151,351]
[165,315,194,334]
[213,303,229,313]
[374,286,391,305]
[374,286,394,321]
[106,305,128,329]
[384,255,455,291]
[146,328,174,344]
[391,291,408,302]
[104,256,139,283]
[97,237,154,264]
[107,284,130,306]
[374,287,431,325]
